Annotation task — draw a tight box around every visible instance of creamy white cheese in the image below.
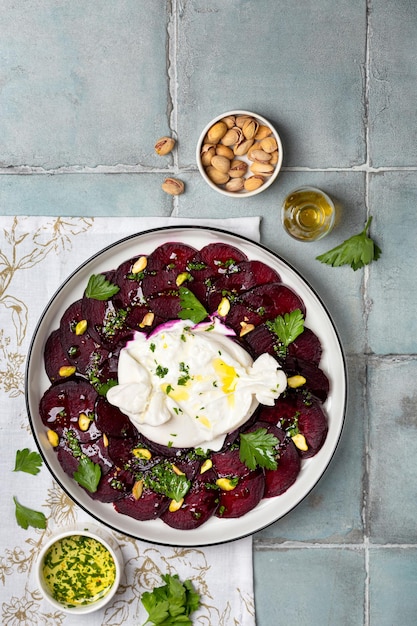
[107,318,287,451]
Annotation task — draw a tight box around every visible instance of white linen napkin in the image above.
[0,215,260,626]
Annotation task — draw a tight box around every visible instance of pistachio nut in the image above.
[270,150,279,165]
[250,161,275,176]
[200,143,216,167]
[206,121,228,144]
[216,144,235,160]
[211,154,231,174]
[244,175,265,191]
[233,138,254,156]
[221,115,236,129]
[242,118,259,140]
[221,127,242,146]
[206,166,230,185]
[225,177,244,192]
[248,148,272,163]
[260,136,278,153]
[154,136,175,155]
[254,124,272,140]
[228,159,248,178]
[235,115,253,129]
[162,177,185,195]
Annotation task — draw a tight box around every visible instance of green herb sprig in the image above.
[141,573,200,626]
[14,448,43,475]
[316,216,381,270]
[85,274,120,300]
[178,287,208,324]
[239,428,278,471]
[13,496,47,530]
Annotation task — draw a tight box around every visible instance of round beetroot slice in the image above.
[288,327,322,364]
[95,397,136,438]
[285,357,330,403]
[161,468,219,530]
[113,256,148,307]
[215,470,265,519]
[296,396,328,458]
[39,378,98,438]
[224,282,306,334]
[114,488,169,521]
[208,261,282,311]
[199,242,248,269]
[44,329,72,383]
[251,422,301,497]
[147,290,182,320]
[211,447,251,480]
[242,323,277,359]
[149,242,198,270]
[88,467,133,503]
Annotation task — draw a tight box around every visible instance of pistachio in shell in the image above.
[206,166,229,185]
[260,136,278,153]
[206,121,228,144]
[211,155,231,174]
[162,177,185,195]
[244,175,265,191]
[229,159,248,178]
[154,136,175,155]
[225,177,245,192]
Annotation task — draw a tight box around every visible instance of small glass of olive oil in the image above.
[282,186,335,241]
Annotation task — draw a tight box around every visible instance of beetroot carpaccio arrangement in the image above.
[40,240,330,530]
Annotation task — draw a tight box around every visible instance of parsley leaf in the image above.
[178,286,208,324]
[266,309,305,351]
[73,456,101,493]
[141,573,200,626]
[13,448,43,475]
[239,428,278,471]
[316,216,381,270]
[13,496,47,530]
[85,274,120,300]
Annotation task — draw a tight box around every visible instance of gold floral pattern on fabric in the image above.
[0,216,255,626]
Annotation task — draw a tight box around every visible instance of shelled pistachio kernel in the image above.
[162,177,185,195]
[154,136,175,155]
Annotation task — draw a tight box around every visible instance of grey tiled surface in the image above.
[2,1,417,624]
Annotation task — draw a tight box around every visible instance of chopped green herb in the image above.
[316,216,381,270]
[239,428,278,471]
[155,364,169,378]
[13,448,43,475]
[13,496,47,530]
[143,461,191,502]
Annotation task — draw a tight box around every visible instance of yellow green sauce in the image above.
[42,534,116,608]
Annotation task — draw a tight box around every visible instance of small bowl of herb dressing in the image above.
[36,525,123,614]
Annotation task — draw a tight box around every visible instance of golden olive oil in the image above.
[282,187,335,241]
[42,535,116,608]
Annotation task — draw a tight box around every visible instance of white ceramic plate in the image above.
[26,226,346,546]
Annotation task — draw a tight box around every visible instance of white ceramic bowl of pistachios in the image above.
[196,110,283,197]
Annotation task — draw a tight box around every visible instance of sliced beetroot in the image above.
[148,242,198,270]
[161,468,218,530]
[224,283,306,333]
[39,378,98,439]
[207,260,281,311]
[44,329,72,383]
[95,397,136,438]
[211,447,252,480]
[296,396,328,458]
[199,242,248,269]
[242,323,277,359]
[288,327,322,365]
[147,290,183,320]
[114,488,169,520]
[80,437,114,474]
[57,432,113,481]
[284,357,330,403]
[88,467,133,503]
[113,257,147,306]
[106,436,143,467]
[270,394,328,458]
[215,470,265,519]
[81,289,133,350]
[248,421,301,497]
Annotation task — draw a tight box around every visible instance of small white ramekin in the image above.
[36,524,123,615]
